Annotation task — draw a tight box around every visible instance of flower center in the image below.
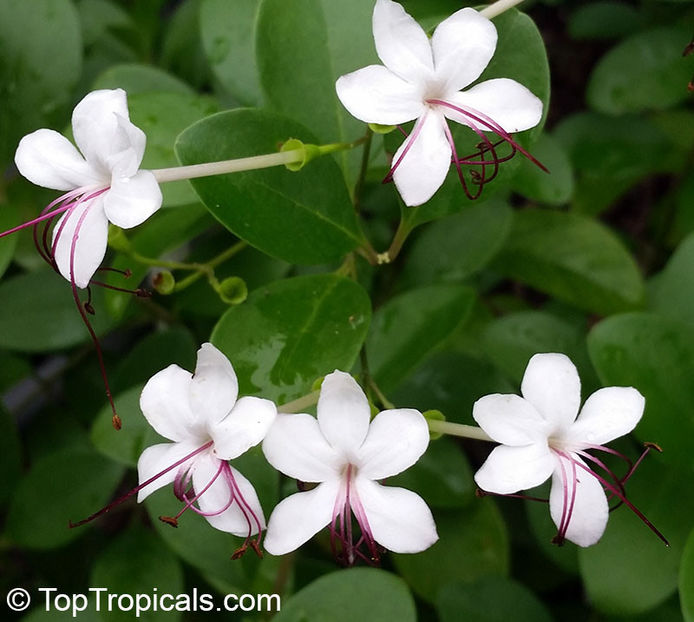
[329,464,381,567]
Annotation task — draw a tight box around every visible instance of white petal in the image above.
[336,65,424,125]
[263,480,340,555]
[51,196,109,289]
[472,394,549,446]
[262,413,342,482]
[391,110,452,206]
[140,364,203,442]
[355,478,438,553]
[564,387,644,447]
[14,129,102,191]
[474,443,554,495]
[210,396,276,460]
[372,0,434,84]
[103,170,162,229]
[72,89,144,174]
[432,8,497,93]
[445,79,543,133]
[136,440,201,502]
[549,454,609,547]
[192,454,266,535]
[317,371,371,461]
[188,343,239,428]
[357,409,429,480]
[521,353,582,431]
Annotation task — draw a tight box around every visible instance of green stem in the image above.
[480,0,525,19]
[383,218,414,264]
[172,241,248,292]
[279,391,321,414]
[427,419,493,442]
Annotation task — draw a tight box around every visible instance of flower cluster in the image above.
[72,346,662,564]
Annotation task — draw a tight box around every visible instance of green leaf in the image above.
[0,403,21,505]
[211,274,371,403]
[555,112,680,215]
[649,232,694,328]
[568,2,644,40]
[92,63,194,95]
[587,26,694,114]
[368,284,475,393]
[482,310,595,387]
[90,525,184,622]
[0,0,82,163]
[5,446,124,549]
[494,209,645,315]
[399,199,513,288]
[0,203,18,278]
[175,109,364,264]
[129,92,219,207]
[0,270,115,352]
[588,312,694,469]
[681,527,694,622]
[200,0,262,105]
[389,437,474,509]
[392,500,509,603]
[578,456,694,615]
[256,0,375,181]
[510,133,574,205]
[437,577,552,622]
[275,568,416,622]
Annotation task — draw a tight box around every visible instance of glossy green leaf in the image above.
[588,26,694,114]
[92,63,194,95]
[579,456,694,615]
[129,92,219,207]
[211,273,371,403]
[368,284,475,393]
[91,525,184,622]
[0,270,115,352]
[681,527,694,622]
[494,209,644,314]
[399,200,513,288]
[6,446,124,548]
[275,568,416,622]
[0,403,21,505]
[256,0,374,181]
[175,109,364,264]
[437,577,552,622]
[588,312,694,469]
[200,0,262,105]
[392,500,509,603]
[649,232,694,328]
[0,0,82,163]
[510,133,574,205]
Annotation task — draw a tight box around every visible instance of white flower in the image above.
[473,353,649,547]
[262,370,438,564]
[136,343,276,556]
[336,0,543,206]
[13,88,162,288]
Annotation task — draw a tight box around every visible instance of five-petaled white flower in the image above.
[473,353,664,547]
[336,0,543,206]
[11,88,162,289]
[134,343,276,556]
[262,370,438,565]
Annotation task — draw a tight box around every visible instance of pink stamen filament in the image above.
[69,441,214,528]
[383,111,429,184]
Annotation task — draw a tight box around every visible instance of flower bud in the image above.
[218,276,248,305]
[152,270,175,295]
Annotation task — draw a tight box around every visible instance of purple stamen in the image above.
[383,111,429,184]
[69,441,214,528]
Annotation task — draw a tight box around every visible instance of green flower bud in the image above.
[281,138,322,172]
[152,270,175,295]
[218,276,248,305]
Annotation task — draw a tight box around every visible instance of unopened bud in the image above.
[218,276,247,305]
[152,270,175,295]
